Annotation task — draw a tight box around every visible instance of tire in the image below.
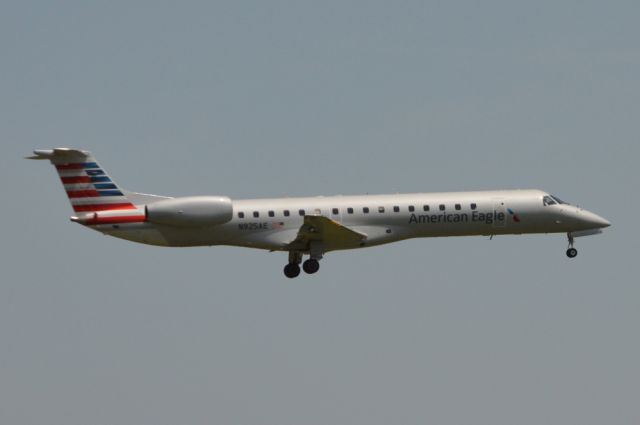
[566,248,578,258]
[284,263,301,278]
[302,259,320,274]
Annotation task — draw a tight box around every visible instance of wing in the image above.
[287,215,367,252]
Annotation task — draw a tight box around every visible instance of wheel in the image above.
[284,263,301,278]
[302,259,320,274]
[566,248,578,258]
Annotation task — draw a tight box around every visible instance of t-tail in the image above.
[27,148,166,225]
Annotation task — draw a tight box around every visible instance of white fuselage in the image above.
[29,148,611,277]
[98,189,610,252]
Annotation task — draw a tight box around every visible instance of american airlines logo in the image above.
[508,208,521,222]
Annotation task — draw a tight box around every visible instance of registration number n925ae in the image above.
[238,222,284,231]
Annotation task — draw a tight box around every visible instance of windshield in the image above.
[543,194,570,206]
[550,195,568,205]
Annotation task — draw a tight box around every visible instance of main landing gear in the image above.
[284,251,321,278]
[566,233,578,258]
[284,263,301,278]
[302,258,320,274]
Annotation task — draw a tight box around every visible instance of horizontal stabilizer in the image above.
[26,148,90,160]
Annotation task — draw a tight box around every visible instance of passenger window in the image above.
[363,207,370,213]
[238,212,245,219]
[393,206,400,212]
[439,204,445,211]
[470,203,477,210]
[423,205,429,211]
[347,207,354,214]
[253,211,260,218]
[299,209,305,216]
[378,206,385,213]
[284,210,290,217]
[455,204,461,210]
[408,205,415,212]
[268,210,275,217]
[332,208,339,215]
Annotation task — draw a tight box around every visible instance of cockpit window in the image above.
[550,195,568,205]
[543,195,557,206]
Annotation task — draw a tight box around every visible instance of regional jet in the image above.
[29,149,611,278]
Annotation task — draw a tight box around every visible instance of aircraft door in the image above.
[493,198,507,228]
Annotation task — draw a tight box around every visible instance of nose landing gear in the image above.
[566,234,578,258]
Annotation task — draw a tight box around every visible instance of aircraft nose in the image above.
[580,210,611,229]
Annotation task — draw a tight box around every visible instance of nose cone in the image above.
[581,210,611,229]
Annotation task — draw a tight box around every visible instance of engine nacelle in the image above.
[146,196,233,227]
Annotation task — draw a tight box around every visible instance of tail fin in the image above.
[28,148,138,214]
[26,148,175,227]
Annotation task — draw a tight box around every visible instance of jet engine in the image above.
[146,196,233,227]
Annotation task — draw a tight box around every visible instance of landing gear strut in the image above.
[566,234,578,258]
[284,251,303,278]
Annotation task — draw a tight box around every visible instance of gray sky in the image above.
[1,1,639,424]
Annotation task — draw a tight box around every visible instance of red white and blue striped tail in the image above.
[27,148,146,225]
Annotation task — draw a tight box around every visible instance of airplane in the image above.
[28,148,611,278]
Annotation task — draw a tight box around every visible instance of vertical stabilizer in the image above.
[28,148,137,213]
[27,148,152,225]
